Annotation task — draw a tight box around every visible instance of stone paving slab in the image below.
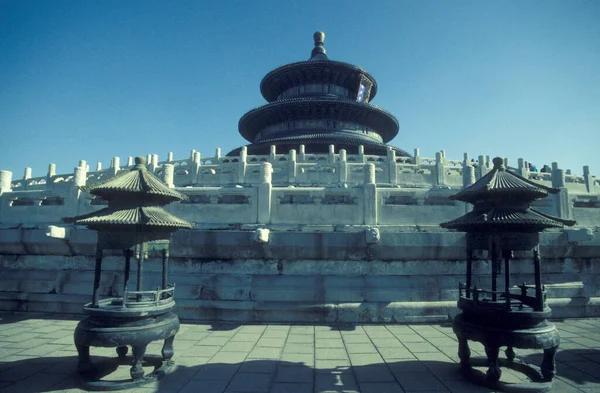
[0,314,599,392]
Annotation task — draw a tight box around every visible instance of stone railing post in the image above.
[363,163,377,225]
[477,155,487,179]
[288,149,297,183]
[73,162,88,210]
[462,155,475,213]
[583,166,592,193]
[434,152,446,186]
[517,158,527,177]
[0,170,11,221]
[257,162,272,224]
[96,162,102,171]
[413,148,421,166]
[192,151,201,184]
[150,154,159,172]
[0,170,12,196]
[127,156,133,166]
[338,149,347,184]
[358,145,365,163]
[462,153,475,189]
[328,144,335,163]
[551,162,572,220]
[162,163,175,188]
[111,157,120,176]
[239,146,248,184]
[47,163,56,178]
[269,145,276,162]
[74,162,87,187]
[167,152,173,162]
[215,148,222,164]
[23,167,32,181]
[387,147,397,184]
[299,145,306,161]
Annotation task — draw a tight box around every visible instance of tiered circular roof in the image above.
[441,157,576,232]
[64,157,193,231]
[229,32,408,157]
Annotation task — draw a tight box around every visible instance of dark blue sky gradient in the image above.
[0,0,598,177]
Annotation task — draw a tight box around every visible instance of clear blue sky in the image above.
[1,0,598,178]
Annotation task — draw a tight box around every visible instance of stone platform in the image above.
[0,313,599,393]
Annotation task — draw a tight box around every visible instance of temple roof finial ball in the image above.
[314,31,325,44]
[135,156,146,166]
[492,157,504,169]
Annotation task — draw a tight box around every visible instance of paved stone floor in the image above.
[0,314,599,393]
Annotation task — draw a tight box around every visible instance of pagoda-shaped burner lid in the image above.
[64,156,193,234]
[441,157,575,233]
[451,157,558,204]
[81,157,185,203]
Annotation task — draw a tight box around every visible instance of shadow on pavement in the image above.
[522,348,600,386]
[0,352,520,393]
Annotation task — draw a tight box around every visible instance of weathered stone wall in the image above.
[1,228,598,323]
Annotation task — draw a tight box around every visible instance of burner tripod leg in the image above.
[457,335,471,371]
[485,345,502,381]
[130,344,147,380]
[162,335,175,360]
[76,343,93,374]
[541,345,558,380]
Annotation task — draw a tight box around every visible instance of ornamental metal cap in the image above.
[133,156,146,169]
[492,156,504,170]
[311,31,328,60]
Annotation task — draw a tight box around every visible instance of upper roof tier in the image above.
[260,32,378,103]
[80,156,186,204]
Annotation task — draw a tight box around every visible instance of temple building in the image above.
[230,32,410,158]
[0,32,598,323]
